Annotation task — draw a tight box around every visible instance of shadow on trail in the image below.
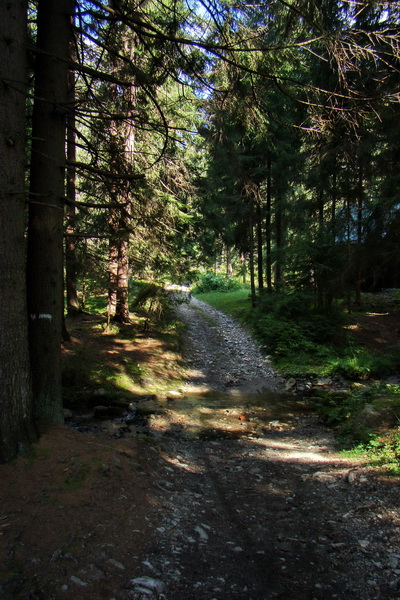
[130,391,400,600]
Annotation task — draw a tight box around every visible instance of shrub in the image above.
[193,273,243,294]
[250,291,342,359]
[131,283,173,321]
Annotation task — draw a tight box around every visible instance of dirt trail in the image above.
[129,298,400,600]
[1,298,400,600]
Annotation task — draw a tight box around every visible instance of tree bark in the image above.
[355,157,364,307]
[108,210,119,319]
[0,0,37,461]
[274,196,283,289]
[115,234,131,322]
[256,200,264,291]
[265,158,272,291]
[65,29,81,316]
[249,203,256,307]
[27,0,74,423]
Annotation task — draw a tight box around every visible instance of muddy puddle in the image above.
[67,388,313,441]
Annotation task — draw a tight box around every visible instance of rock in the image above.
[130,576,166,594]
[315,378,333,386]
[194,525,208,542]
[94,388,107,396]
[106,558,125,570]
[345,469,359,484]
[70,576,88,587]
[63,408,73,420]
[285,378,297,391]
[356,404,382,428]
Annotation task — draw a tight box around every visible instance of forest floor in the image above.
[1,297,400,600]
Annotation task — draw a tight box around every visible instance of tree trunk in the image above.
[256,201,264,291]
[27,0,73,423]
[0,0,37,461]
[241,252,247,283]
[316,181,324,310]
[108,210,119,319]
[265,158,272,291]
[65,33,80,316]
[274,197,283,289]
[249,204,256,307]
[115,204,131,323]
[355,157,364,307]
[226,246,233,276]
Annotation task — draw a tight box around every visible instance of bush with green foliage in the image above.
[193,273,243,294]
[248,291,344,358]
[131,283,174,321]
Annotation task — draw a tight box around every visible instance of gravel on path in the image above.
[130,298,400,600]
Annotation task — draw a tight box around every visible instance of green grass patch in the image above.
[82,294,107,314]
[194,288,253,320]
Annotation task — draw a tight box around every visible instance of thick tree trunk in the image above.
[115,235,130,323]
[0,0,37,461]
[27,0,73,423]
[108,209,119,319]
[65,57,80,316]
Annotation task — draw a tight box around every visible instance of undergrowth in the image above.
[195,288,400,381]
[338,384,400,474]
[195,287,400,471]
[193,273,244,294]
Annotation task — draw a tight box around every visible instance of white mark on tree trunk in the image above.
[30,313,53,320]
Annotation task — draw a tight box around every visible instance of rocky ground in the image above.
[1,297,400,600]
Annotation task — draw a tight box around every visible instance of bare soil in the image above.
[1,298,400,600]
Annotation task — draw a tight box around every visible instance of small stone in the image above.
[194,525,208,542]
[358,539,370,549]
[107,558,125,570]
[70,575,88,587]
[130,576,166,594]
[315,378,332,386]
[285,378,297,390]
[346,469,359,484]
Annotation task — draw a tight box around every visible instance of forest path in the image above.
[128,298,400,599]
[2,299,400,600]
